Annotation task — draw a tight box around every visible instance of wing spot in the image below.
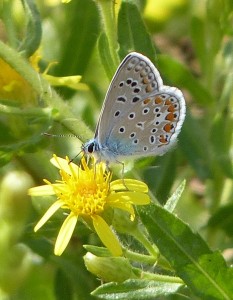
[168,104,175,112]
[134,87,141,93]
[166,113,177,121]
[143,98,151,105]
[129,132,136,139]
[119,126,125,133]
[142,77,149,84]
[119,81,124,87]
[131,81,138,87]
[163,123,174,133]
[128,112,135,119]
[165,99,172,105]
[143,108,150,115]
[136,122,145,129]
[114,110,121,117]
[133,139,139,144]
[150,135,156,144]
[117,96,127,102]
[143,146,148,152]
[146,85,153,93]
[154,97,162,104]
[126,78,132,85]
[154,107,160,113]
[159,135,168,144]
[151,128,157,133]
[132,96,141,103]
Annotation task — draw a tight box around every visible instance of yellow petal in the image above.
[50,155,71,174]
[110,179,148,193]
[28,185,55,196]
[54,212,78,256]
[108,192,150,205]
[34,199,64,232]
[92,215,122,256]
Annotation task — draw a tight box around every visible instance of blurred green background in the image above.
[0,0,232,299]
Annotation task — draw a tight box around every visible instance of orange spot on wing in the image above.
[168,104,175,112]
[159,135,168,144]
[163,124,172,132]
[165,99,172,105]
[166,113,175,121]
[142,77,149,84]
[143,98,151,104]
[154,97,162,104]
[146,85,153,93]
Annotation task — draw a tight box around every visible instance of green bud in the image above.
[84,252,137,282]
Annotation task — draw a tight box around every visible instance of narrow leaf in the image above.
[118,0,156,61]
[19,0,42,57]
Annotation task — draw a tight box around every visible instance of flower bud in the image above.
[84,252,137,282]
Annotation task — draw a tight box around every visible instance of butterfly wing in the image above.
[95,52,185,161]
[107,86,186,158]
[95,52,163,141]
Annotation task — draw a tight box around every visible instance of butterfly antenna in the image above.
[42,132,81,139]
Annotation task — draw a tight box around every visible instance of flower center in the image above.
[57,170,110,217]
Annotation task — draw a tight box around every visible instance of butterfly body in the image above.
[82,52,186,163]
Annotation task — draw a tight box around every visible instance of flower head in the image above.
[28,155,150,256]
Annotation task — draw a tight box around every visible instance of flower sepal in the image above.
[84,252,137,283]
[83,245,112,257]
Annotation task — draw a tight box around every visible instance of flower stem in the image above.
[133,267,184,284]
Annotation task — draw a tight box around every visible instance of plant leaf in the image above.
[92,279,183,299]
[138,204,233,299]
[117,0,156,61]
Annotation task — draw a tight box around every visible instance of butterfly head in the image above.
[82,139,100,156]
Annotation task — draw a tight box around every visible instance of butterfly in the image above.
[82,52,186,163]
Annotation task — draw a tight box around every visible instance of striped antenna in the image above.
[42,132,81,139]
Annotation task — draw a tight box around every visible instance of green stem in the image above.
[124,248,157,265]
[96,0,120,69]
[131,226,172,270]
[133,268,184,284]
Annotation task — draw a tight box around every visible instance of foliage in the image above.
[0,0,232,299]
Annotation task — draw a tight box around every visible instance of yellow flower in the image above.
[28,155,150,256]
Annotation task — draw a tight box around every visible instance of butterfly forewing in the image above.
[96,52,163,143]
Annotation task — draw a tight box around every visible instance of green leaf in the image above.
[164,180,186,213]
[118,0,157,61]
[138,204,233,300]
[98,32,116,80]
[92,279,183,299]
[158,54,215,106]
[208,204,233,237]
[19,0,42,57]
[54,0,100,97]
[179,111,212,180]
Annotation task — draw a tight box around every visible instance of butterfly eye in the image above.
[87,142,95,153]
